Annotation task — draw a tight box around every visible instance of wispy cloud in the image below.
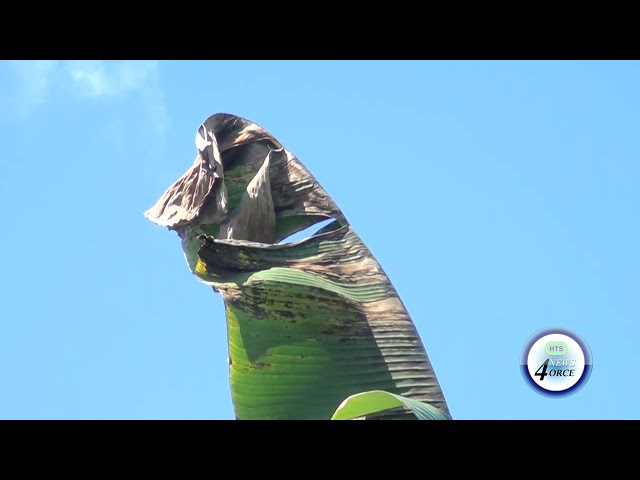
[0,60,170,136]
[64,60,170,137]
[1,60,58,118]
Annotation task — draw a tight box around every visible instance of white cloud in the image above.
[64,60,170,137]
[0,60,170,136]
[1,60,58,118]
[66,60,113,98]
[64,60,157,99]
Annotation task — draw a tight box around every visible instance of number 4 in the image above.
[535,359,549,382]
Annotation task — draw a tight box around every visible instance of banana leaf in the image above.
[331,390,452,420]
[145,113,450,420]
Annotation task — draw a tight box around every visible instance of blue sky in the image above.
[0,60,637,420]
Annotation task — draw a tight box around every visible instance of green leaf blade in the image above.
[331,390,452,420]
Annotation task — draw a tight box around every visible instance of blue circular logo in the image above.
[520,327,593,398]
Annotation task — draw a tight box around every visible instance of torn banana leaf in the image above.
[145,113,450,420]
